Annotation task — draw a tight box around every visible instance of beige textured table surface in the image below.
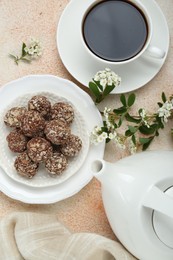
[0,0,173,255]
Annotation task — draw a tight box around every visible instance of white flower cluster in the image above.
[129,140,137,154]
[139,109,150,128]
[103,107,114,130]
[158,100,173,123]
[114,135,126,150]
[90,125,118,145]
[90,106,139,153]
[90,126,108,145]
[91,106,127,150]
[94,68,121,88]
[24,38,42,57]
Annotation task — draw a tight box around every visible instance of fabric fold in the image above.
[0,212,136,260]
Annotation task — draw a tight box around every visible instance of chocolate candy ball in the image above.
[50,102,74,124]
[28,95,51,117]
[45,152,68,175]
[14,151,39,178]
[20,110,45,137]
[4,107,27,128]
[6,130,28,153]
[44,119,71,145]
[60,134,82,157]
[27,137,53,163]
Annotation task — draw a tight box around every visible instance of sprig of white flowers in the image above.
[89,68,121,103]
[89,72,173,154]
[10,38,42,65]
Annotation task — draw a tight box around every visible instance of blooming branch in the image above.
[9,38,42,65]
[89,68,121,103]
[90,91,173,154]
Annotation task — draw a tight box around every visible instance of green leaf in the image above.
[21,57,31,62]
[157,102,163,108]
[161,92,167,103]
[113,123,118,129]
[138,108,144,115]
[89,82,101,98]
[155,130,159,136]
[118,113,126,127]
[106,138,111,143]
[127,93,136,107]
[141,137,154,150]
[148,124,157,133]
[22,42,27,56]
[139,124,157,135]
[120,94,127,106]
[139,125,152,135]
[9,53,17,59]
[101,126,108,132]
[139,137,151,144]
[125,113,141,123]
[155,115,164,129]
[103,121,107,127]
[128,125,138,133]
[125,130,132,137]
[113,107,127,115]
[118,117,123,127]
[103,84,116,97]
[132,135,136,145]
[93,80,103,91]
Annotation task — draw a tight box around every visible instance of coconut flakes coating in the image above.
[44,119,71,145]
[45,152,68,175]
[6,129,28,153]
[4,107,27,128]
[50,102,74,124]
[28,95,51,117]
[14,151,39,178]
[20,110,45,137]
[27,137,53,163]
[60,134,82,157]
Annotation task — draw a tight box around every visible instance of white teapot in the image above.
[91,150,173,260]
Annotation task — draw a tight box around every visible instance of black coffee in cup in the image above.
[82,0,148,62]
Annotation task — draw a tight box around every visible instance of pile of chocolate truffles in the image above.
[4,95,82,179]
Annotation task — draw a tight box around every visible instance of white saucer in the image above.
[57,0,169,94]
[0,75,105,204]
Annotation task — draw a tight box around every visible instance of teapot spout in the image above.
[91,159,112,184]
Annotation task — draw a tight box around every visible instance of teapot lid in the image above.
[152,186,173,248]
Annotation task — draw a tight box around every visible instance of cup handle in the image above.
[142,186,173,218]
[145,45,165,59]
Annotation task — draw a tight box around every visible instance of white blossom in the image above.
[99,72,106,79]
[24,38,43,58]
[100,78,107,88]
[129,140,137,154]
[158,101,173,123]
[97,135,104,143]
[139,109,150,128]
[90,126,107,145]
[103,107,114,130]
[107,78,113,86]
[114,135,126,150]
[108,132,117,139]
[101,132,108,139]
[93,68,121,88]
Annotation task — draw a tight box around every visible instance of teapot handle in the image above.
[142,186,173,218]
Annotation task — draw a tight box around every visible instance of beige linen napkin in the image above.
[0,212,136,260]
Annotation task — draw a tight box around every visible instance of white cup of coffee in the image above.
[80,0,165,64]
